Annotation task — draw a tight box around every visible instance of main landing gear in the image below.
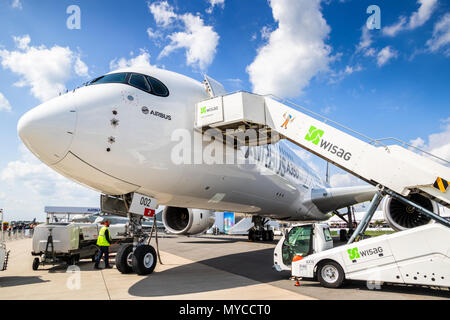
[248,216,274,242]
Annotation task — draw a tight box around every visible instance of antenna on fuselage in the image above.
[202,74,227,98]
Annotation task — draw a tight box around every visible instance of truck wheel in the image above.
[317,261,345,288]
[92,248,99,262]
[116,244,134,274]
[32,258,40,271]
[132,245,157,275]
[68,255,80,266]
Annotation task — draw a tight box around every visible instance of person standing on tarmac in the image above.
[94,220,113,269]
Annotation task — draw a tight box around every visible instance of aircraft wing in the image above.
[310,185,377,213]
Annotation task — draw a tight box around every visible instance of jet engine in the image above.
[382,194,439,231]
[162,207,216,235]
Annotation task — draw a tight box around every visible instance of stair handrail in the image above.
[265,94,389,149]
[372,137,449,165]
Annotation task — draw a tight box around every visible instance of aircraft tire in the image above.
[116,244,134,274]
[132,245,157,275]
[32,258,40,271]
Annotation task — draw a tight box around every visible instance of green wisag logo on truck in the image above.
[200,107,207,114]
[304,126,324,145]
[347,248,360,261]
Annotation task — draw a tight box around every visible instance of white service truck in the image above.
[32,222,129,270]
[275,223,450,289]
[273,223,334,272]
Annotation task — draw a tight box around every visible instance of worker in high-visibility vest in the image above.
[94,220,112,269]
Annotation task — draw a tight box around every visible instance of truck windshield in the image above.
[282,225,313,266]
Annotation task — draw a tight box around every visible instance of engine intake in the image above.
[383,194,438,231]
[162,207,215,235]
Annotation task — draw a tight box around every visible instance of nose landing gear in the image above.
[102,193,161,276]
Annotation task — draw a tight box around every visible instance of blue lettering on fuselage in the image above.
[243,142,326,189]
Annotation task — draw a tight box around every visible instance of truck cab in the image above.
[273,223,333,272]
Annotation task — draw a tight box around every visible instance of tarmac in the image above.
[0,235,449,300]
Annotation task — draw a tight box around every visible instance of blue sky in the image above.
[0,0,449,220]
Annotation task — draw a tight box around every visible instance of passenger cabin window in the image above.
[129,74,150,92]
[89,72,169,97]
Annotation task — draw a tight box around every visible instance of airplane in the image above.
[17,66,437,274]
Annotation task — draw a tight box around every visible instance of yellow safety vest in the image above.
[96,226,111,247]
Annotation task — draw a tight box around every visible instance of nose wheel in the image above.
[131,245,157,275]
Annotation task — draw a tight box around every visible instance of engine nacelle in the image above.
[383,194,439,231]
[162,207,215,235]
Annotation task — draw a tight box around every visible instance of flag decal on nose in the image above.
[144,208,156,217]
[433,177,449,193]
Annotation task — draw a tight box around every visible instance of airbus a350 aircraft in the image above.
[18,66,424,274]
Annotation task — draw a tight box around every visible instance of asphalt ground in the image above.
[0,235,448,300]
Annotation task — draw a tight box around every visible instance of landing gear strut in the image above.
[248,216,274,242]
[105,194,158,276]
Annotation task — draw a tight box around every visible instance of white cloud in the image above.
[426,13,450,56]
[247,0,332,97]
[109,49,155,70]
[409,0,438,29]
[410,118,450,163]
[261,26,272,41]
[330,172,364,188]
[147,27,159,39]
[356,25,373,54]
[0,35,89,102]
[383,17,407,37]
[11,0,22,10]
[329,64,363,84]
[383,0,438,37]
[0,144,99,221]
[377,46,398,67]
[13,34,30,50]
[74,57,89,77]
[0,92,12,112]
[148,1,177,27]
[149,2,219,71]
[206,0,225,14]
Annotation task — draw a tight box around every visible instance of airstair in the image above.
[195,91,450,242]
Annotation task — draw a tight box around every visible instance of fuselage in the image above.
[18,67,329,221]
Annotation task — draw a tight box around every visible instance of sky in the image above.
[0,0,449,221]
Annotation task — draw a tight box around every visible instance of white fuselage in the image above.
[18,67,329,221]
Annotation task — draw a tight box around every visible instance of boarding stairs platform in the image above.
[195,91,450,238]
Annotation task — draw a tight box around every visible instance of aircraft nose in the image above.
[18,96,77,165]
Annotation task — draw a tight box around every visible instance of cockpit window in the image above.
[129,74,151,92]
[88,72,169,97]
[90,73,128,85]
[147,76,169,97]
